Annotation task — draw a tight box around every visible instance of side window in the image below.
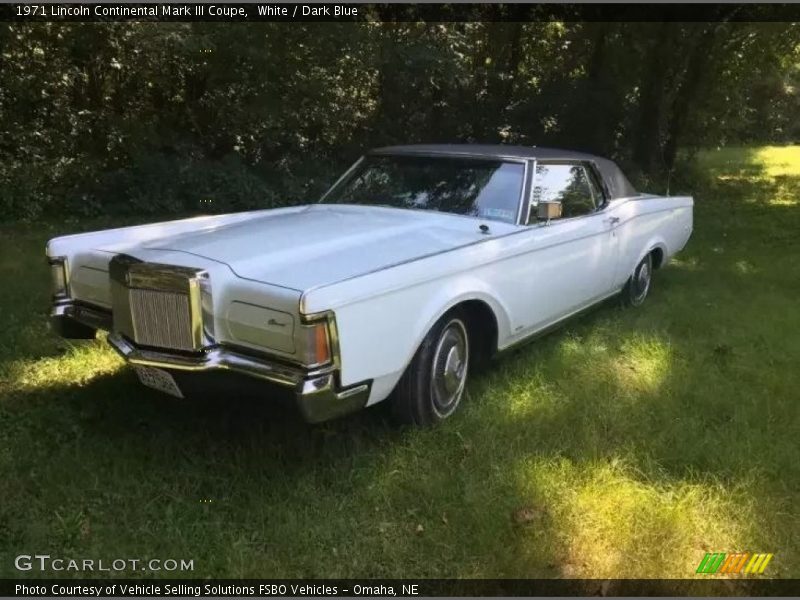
[585,166,605,207]
[531,163,596,219]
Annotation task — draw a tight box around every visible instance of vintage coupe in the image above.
[47,145,693,425]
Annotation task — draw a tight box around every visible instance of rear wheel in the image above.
[622,253,653,307]
[391,311,470,426]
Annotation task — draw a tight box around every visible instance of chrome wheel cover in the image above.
[430,318,469,418]
[631,259,651,305]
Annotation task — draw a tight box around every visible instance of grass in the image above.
[0,146,798,582]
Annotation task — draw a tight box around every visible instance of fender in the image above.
[329,273,512,398]
[637,237,669,269]
[406,280,512,369]
[615,233,669,287]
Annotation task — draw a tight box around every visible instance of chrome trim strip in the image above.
[498,287,624,354]
[515,159,532,226]
[319,156,365,202]
[520,158,536,226]
[368,149,538,162]
[109,254,141,344]
[337,385,368,400]
[51,301,113,331]
[586,160,610,208]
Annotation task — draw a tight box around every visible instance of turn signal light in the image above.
[312,322,330,365]
[299,319,332,366]
[49,257,69,299]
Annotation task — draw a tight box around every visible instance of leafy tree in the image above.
[1,20,796,220]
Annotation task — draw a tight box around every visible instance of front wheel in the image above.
[391,311,470,426]
[622,253,653,307]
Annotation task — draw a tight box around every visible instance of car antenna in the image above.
[666,168,672,197]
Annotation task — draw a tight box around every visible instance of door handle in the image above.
[604,216,620,226]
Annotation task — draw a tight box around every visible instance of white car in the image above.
[47,145,693,425]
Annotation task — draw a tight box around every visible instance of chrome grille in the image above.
[129,288,194,351]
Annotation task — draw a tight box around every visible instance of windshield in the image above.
[323,155,524,224]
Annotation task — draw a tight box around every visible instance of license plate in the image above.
[134,366,184,399]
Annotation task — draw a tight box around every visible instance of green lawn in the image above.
[1,146,798,581]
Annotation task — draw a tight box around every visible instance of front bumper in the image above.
[51,301,370,423]
[51,301,112,338]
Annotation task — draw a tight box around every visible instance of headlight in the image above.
[49,257,69,299]
[298,314,335,367]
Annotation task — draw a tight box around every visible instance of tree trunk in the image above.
[662,25,721,169]
[633,23,675,173]
[482,19,525,140]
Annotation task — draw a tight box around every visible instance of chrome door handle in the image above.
[604,217,620,225]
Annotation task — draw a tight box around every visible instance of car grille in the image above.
[109,255,207,353]
[129,288,194,351]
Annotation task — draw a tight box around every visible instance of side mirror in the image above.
[535,201,562,224]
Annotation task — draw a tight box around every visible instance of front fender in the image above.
[409,280,512,367]
[330,275,512,403]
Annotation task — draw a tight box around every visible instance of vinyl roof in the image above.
[369,144,638,199]
[371,144,600,161]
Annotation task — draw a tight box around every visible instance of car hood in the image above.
[106,204,519,291]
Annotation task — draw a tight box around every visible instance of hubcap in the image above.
[443,345,464,394]
[633,260,651,304]
[431,319,469,417]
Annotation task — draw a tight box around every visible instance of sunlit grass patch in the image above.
[551,327,672,399]
[669,255,701,271]
[700,145,800,177]
[765,179,800,206]
[733,260,757,275]
[2,339,123,393]
[753,146,800,178]
[498,367,565,419]
[514,458,749,579]
[612,334,672,395]
[700,146,800,207]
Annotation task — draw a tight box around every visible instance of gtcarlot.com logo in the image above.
[15,554,194,573]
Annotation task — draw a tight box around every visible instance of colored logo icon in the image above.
[696,552,774,575]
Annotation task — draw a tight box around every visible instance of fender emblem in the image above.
[267,318,286,327]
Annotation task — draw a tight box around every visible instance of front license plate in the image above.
[134,366,184,399]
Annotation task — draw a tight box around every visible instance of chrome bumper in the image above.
[50,301,370,423]
[106,333,370,423]
[51,301,113,338]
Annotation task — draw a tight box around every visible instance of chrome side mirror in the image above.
[534,201,562,224]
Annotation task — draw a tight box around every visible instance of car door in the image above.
[517,161,620,333]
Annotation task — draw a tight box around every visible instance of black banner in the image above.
[3,3,800,23]
[3,578,800,597]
